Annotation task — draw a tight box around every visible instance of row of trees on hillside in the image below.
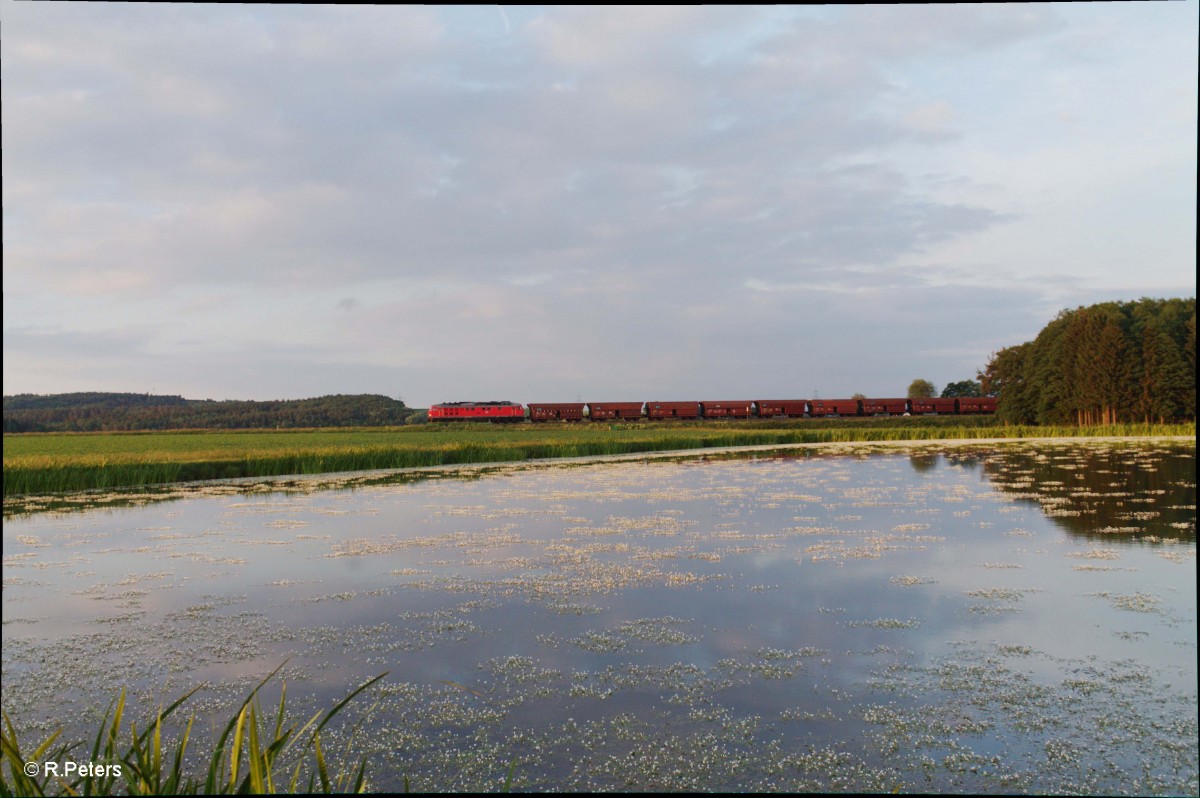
[2,394,417,432]
[979,298,1195,425]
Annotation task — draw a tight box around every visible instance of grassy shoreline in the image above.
[4,420,1194,497]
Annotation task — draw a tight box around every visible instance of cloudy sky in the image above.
[3,3,1196,407]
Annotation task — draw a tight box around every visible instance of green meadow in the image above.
[3,418,1193,496]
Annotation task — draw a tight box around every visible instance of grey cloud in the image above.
[5,4,1019,296]
[2,326,156,359]
[834,5,1067,61]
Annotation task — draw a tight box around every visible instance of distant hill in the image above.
[2,393,416,432]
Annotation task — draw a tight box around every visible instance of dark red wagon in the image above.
[587,402,644,421]
[808,399,862,417]
[646,401,701,420]
[700,401,753,419]
[528,403,585,422]
[755,400,808,418]
[861,398,909,415]
[957,397,998,414]
[910,397,957,415]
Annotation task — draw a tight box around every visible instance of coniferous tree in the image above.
[1139,322,1193,422]
[1095,316,1128,425]
[1028,312,1074,424]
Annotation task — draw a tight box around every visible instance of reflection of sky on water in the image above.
[2,443,1195,792]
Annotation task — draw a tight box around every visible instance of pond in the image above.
[2,440,1196,793]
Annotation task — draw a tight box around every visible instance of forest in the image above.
[980,297,1196,425]
[1,393,416,432]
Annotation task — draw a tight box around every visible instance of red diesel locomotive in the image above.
[430,397,997,422]
[427,401,525,422]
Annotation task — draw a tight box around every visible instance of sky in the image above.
[3,3,1196,407]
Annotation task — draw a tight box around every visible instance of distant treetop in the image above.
[941,380,983,398]
[906,379,936,399]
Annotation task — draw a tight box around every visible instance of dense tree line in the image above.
[2,393,416,432]
[979,298,1195,425]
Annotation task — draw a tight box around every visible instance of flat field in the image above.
[3,417,1193,496]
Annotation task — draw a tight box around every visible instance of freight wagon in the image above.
[956,397,998,414]
[528,403,585,422]
[808,399,863,417]
[587,402,645,421]
[755,400,809,418]
[910,397,958,415]
[647,401,701,420]
[861,397,908,415]
[699,401,754,419]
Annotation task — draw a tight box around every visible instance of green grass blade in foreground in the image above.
[0,667,387,796]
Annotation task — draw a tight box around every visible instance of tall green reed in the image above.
[0,665,386,796]
[5,423,1193,496]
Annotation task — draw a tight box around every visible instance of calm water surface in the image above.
[2,441,1195,793]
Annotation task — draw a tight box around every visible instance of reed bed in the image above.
[3,421,1192,497]
[0,667,386,796]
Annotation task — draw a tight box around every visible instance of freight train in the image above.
[428,397,997,422]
